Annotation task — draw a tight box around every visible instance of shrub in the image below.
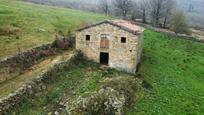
[52,38,73,50]
[170,11,190,34]
[69,77,142,115]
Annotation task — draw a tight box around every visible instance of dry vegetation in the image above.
[190,28,204,40]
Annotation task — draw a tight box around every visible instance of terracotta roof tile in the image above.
[77,19,144,35]
[111,19,142,33]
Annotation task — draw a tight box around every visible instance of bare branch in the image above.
[114,0,133,18]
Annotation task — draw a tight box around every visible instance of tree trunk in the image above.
[163,16,167,28]
[142,9,146,23]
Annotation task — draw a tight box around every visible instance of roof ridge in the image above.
[77,19,144,35]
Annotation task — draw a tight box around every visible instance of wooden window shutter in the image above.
[100,34,109,49]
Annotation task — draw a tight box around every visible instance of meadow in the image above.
[0,0,108,59]
[128,30,204,115]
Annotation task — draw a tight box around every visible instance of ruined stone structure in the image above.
[76,20,144,73]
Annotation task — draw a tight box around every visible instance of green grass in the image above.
[0,0,109,59]
[128,30,204,115]
[7,61,131,114]
[8,29,204,115]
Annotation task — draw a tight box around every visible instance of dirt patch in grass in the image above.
[0,26,20,36]
[190,28,204,40]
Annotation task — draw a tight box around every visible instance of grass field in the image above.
[128,30,204,115]
[0,0,108,59]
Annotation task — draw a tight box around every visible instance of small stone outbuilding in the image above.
[76,19,144,73]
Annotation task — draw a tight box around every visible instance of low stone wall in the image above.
[0,51,79,114]
[0,38,73,83]
[138,23,204,43]
[0,43,54,68]
[67,77,142,115]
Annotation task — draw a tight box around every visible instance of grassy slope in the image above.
[128,30,204,115]
[0,0,108,59]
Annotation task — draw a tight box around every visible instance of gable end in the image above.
[77,20,143,35]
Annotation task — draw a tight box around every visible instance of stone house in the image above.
[76,19,144,73]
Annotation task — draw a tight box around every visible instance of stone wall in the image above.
[138,23,204,43]
[67,77,142,115]
[76,23,143,73]
[0,51,79,114]
[0,38,72,83]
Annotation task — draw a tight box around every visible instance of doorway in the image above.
[100,52,109,65]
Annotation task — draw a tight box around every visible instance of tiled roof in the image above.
[111,19,142,33]
[77,19,144,35]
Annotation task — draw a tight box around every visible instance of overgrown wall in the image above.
[139,23,204,43]
[0,38,73,83]
[0,51,79,114]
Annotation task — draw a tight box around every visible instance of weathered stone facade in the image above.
[76,20,144,73]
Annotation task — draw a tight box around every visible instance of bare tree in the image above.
[162,0,175,28]
[150,0,165,26]
[139,0,150,23]
[114,0,133,18]
[99,0,110,16]
[150,0,176,27]
[129,1,139,20]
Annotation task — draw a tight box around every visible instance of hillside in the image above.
[0,0,108,59]
[128,30,204,114]
[23,0,204,28]
[1,0,204,115]
[22,0,98,12]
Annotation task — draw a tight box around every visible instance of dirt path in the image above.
[190,28,204,40]
[0,50,73,98]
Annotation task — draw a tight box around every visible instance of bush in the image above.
[52,37,74,50]
[170,11,190,34]
[52,30,75,49]
[69,77,142,115]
